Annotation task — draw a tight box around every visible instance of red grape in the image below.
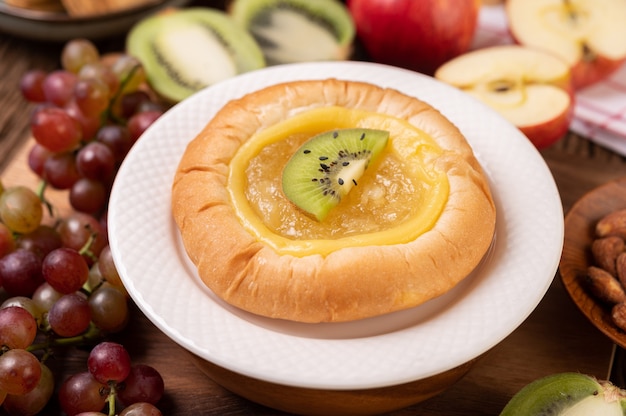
[16,224,63,259]
[1,296,43,324]
[20,69,47,102]
[42,70,77,107]
[43,151,81,190]
[0,248,44,297]
[57,212,107,261]
[127,110,162,142]
[27,142,53,177]
[65,100,101,141]
[48,292,91,337]
[96,124,133,162]
[87,341,131,384]
[117,90,152,119]
[31,106,83,153]
[69,178,107,214]
[76,141,116,181]
[58,371,108,416]
[117,364,164,406]
[2,362,54,416]
[119,402,163,416]
[42,247,90,294]
[0,349,42,395]
[0,305,37,349]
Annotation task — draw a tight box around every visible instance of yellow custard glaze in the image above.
[227,106,449,256]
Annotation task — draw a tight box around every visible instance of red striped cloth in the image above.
[472,5,626,154]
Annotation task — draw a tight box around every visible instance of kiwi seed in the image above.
[282,128,389,221]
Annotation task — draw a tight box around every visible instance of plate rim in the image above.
[108,61,564,390]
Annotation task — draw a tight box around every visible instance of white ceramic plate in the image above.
[108,61,564,390]
[0,0,190,41]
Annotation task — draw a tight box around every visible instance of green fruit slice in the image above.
[282,128,389,221]
[229,0,355,65]
[500,372,626,416]
[126,8,265,103]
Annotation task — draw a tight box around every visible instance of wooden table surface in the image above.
[2,4,626,415]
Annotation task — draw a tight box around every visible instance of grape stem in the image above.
[107,382,118,416]
[105,63,142,125]
[78,224,99,263]
[27,322,103,361]
[36,180,55,218]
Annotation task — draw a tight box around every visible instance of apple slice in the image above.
[434,45,573,149]
[506,0,626,90]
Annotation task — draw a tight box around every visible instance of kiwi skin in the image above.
[126,7,265,103]
[229,0,355,65]
[500,373,626,415]
[282,128,389,222]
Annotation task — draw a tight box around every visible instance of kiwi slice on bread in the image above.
[282,128,389,221]
[126,8,265,103]
[229,0,355,65]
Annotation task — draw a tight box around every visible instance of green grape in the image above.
[89,285,129,333]
[98,245,123,288]
[79,62,119,99]
[31,282,63,314]
[111,55,146,96]
[0,186,43,234]
[74,77,110,117]
[61,38,100,74]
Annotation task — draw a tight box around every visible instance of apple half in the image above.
[506,0,626,90]
[435,45,573,149]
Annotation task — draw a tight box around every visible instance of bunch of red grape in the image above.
[0,38,169,415]
[20,38,165,217]
[60,342,164,415]
[0,182,164,415]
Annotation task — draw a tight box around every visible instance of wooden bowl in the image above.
[187,351,482,416]
[560,176,626,348]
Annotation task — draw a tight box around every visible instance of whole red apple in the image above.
[347,0,480,75]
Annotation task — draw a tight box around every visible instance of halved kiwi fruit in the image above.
[500,373,626,416]
[282,128,389,221]
[126,8,265,103]
[229,0,355,65]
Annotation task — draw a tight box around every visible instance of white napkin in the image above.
[472,5,626,155]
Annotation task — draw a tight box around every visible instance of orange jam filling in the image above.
[228,106,449,257]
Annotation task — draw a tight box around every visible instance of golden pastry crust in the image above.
[171,79,496,323]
